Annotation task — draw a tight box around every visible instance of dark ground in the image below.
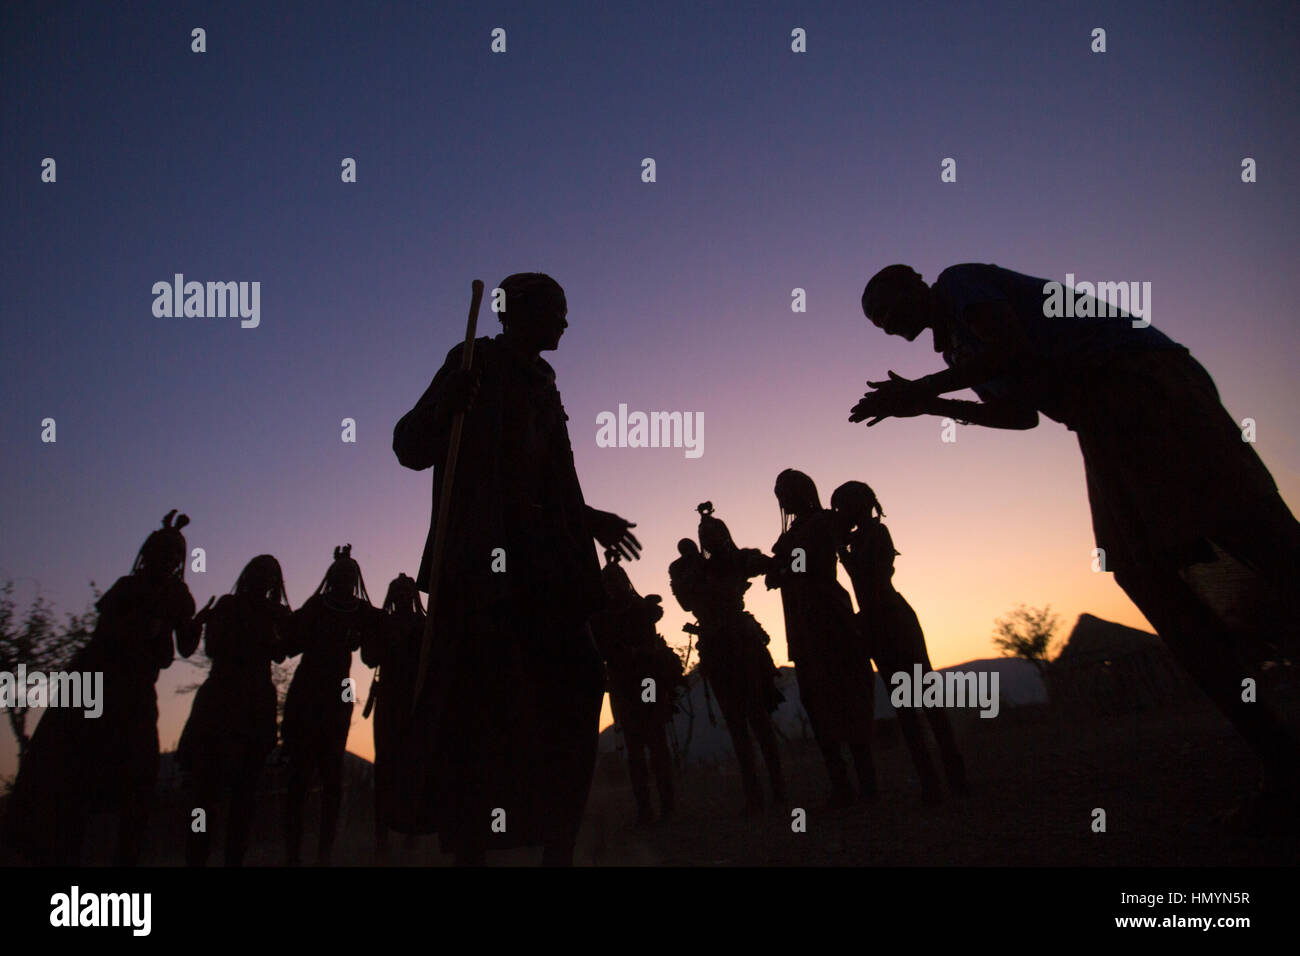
[4,688,1294,866]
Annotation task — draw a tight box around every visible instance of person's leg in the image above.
[742,654,787,804]
[186,761,221,867]
[114,725,159,867]
[284,749,308,865]
[924,708,968,794]
[800,671,854,804]
[373,714,389,857]
[1118,565,1300,822]
[648,726,675,818]
[225,749,264,867]
[747,702,787,805]
[623,726,654,823]
[712,680,763,810]
[540,621,604,866]
[374,767,390,859]
[876,650,943,800]
[897,708,944,798]
[318,747,344,865]
[850,743,878,801]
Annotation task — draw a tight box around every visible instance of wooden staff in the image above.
[412,279,484,710]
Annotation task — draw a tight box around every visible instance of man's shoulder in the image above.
[441,335,499,368]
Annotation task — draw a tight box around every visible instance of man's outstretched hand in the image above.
[849,370,931,425]
[589,508,641,561]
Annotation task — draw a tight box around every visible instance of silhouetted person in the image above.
[360,572,425,855]
[590,550,682,824]
[855,262,1300,829]
[767,471,876,806]
[177,555,291,866]
[832,481,967,802]
[392,271,641,865]
[670,504,787,812]
[280,544,383,865]
[3,511,204,865]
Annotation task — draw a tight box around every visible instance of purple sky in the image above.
[2,0,1297,774]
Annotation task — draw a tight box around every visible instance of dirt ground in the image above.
[580,698,1298,867]
[3,692,1296,867]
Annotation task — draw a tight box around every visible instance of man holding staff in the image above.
[393,272,640,864]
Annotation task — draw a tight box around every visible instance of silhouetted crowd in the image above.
[5,265,1296,865]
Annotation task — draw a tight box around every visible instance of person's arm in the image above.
[269,605,293,663]
[852,384,1038,430]
[922,395,1039,430]
[279,600,314,660]
[740,548,775,579]
[360,613,395,669]
[586,506,642,561]
[393,344,481,471]
[176,595,216,659]
[350,603,385,652]
[911,351,1021,397]
[158,584,198,668]
[855,298,1037,416]
[765,540,790,590]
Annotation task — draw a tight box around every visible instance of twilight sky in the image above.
[2,0,1298,776]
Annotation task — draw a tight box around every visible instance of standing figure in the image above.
[3,511,204,865]
[767,471,877,806]
[178,554,291,866]
[671,503,787,812]
[831,481,967,802]
[280,544,383,865]
[392,272,640,865]
[853,262,1300,829]
[589,549,682,824]
[360,572,425,853]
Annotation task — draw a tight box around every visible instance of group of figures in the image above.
[1,523,424,866]
[665,482,967,815]
[5,261,1298,866]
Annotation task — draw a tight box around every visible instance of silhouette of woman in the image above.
[178,554,291,866]
[280,544,383,865]
[767,471,876,806]
[361,572,425,854]
[590,549,682,824]
[3,511,205,865]
[831,481,967,802]
[670,503,786,812]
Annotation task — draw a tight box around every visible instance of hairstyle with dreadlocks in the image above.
[132,509,190,579]
[382,573,425,618]
[313,544,372,604]
[696,501,739,559]
[234,554,292,609]
[775,469,822,534]
[829,480,886,524]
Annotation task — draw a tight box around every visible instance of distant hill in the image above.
[1054,612,1164,665]
[1047,613,1200,713]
